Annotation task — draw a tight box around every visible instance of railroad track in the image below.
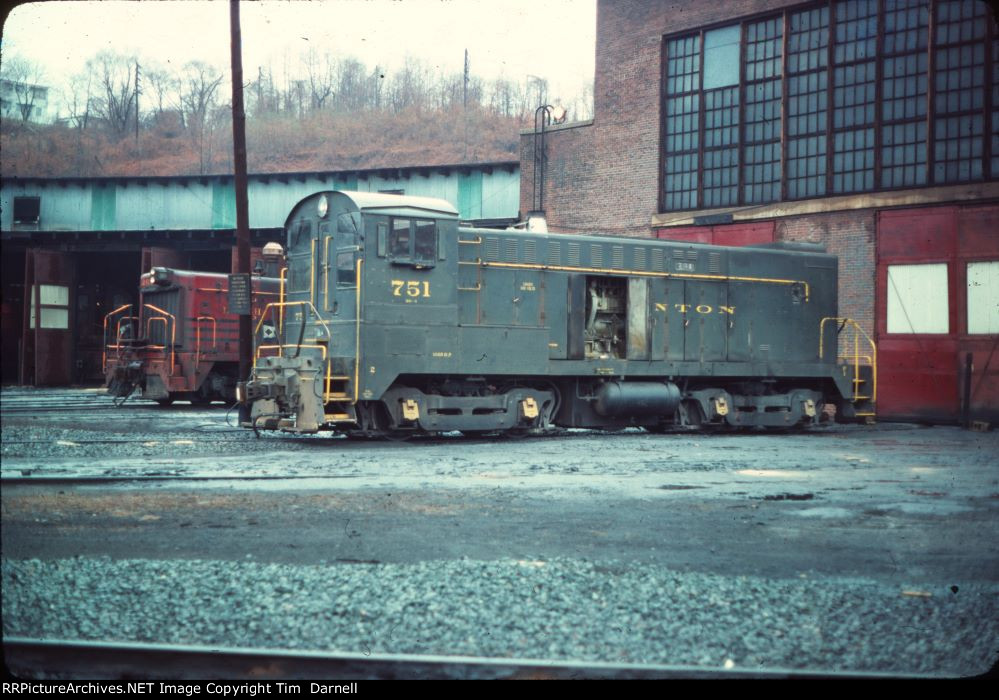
[0,389,157,414]
[2,637,933,680]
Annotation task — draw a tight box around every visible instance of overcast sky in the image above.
[2,0,596,113]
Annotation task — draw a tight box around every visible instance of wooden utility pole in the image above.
[230,0,252,424]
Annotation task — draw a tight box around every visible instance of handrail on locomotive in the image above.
[819,317,878,406]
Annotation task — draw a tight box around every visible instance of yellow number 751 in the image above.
[391,280,431,298]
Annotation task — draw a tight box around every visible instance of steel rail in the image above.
[2,637,941,680]
[0,474,364,485]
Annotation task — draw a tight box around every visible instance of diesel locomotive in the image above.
[105,267,281,404]
[238,191,876,436]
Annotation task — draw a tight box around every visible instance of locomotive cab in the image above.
[243,191,464,433]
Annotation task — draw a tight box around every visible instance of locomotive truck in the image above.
[239,191,876,436]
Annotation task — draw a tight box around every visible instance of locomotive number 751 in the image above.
[391,280,431,298]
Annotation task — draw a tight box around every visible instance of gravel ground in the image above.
[3,556,997,677]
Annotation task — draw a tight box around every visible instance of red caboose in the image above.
[104,268,281,404]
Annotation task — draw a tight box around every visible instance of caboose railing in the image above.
[819,317,877,406]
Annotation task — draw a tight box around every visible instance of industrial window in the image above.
[13,196,40,224]
[661,0,997,212]
[886,263,949,333]
[966,261,999,334]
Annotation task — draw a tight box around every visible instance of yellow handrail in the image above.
[820,317,877,404]
[253,300,331,340]
[195,316,217,370]
[353,258,363,403]
[102,303,134,372]
[144,303,177,376]
[255,343,327,364]
[324,235,333,312]
[278,266,287,334]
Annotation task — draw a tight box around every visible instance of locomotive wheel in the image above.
[370,401,415,442]
[502,428,530,439]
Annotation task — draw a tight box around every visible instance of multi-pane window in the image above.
[661,0,996,212]
[663,35,701,210]
[933,0,988,182]
[883,0,930,187]
[743,16,783,203]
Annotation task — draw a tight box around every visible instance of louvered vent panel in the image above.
[505,238,519,262]
[549,241,561,265]
[567,243,581,266]
[485,238,500,261]
[651,249,665,271]
[611,246,624,269]
[633,248,647,271]
[523,239,537,263]
[591,245,603,267]
[709,252,721,273]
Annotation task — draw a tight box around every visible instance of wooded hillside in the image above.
[1,50,590,177]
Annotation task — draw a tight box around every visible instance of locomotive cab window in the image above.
[337,212,359,237]
[387,217,437,268]
[337,251,357,287]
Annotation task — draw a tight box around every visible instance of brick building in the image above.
[520,0,998,423]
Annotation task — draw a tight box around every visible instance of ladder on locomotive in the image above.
[820,317,877,418]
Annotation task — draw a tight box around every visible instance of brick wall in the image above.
[777,211,877,358]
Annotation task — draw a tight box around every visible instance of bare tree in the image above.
[387,57,430,113]
[1,55,48,123]
[86,51,139,136]
[144,64,181,122]
[62,70,94,130]
[180,61,224,173]
[303,49,335,111]
[366,65,385,111]
[334,58,366,111]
